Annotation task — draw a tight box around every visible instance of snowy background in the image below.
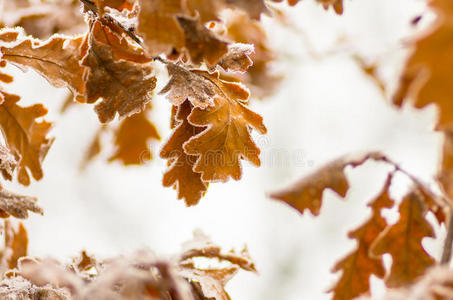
[1,0,447,299]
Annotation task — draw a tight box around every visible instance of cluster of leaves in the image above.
[0,223,255,300]
[0,0,342,208]
[265,0,453,298]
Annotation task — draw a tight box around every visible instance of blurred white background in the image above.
[0,0,447,299]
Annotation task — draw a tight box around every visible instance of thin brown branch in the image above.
[441,213,453,264]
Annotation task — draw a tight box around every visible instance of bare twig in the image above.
[442,214,453,264]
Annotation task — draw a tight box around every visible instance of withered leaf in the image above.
[0,29,86,97]
[160,62,217,109]
[0,184,43,219]
[0,91,53,186]
[137,0,188,57]
[81,21,157,123]
[330,175,394,300]
[371,191,435,288]
[109,105,160,165]
[160,101,207,206]
[180,230,257,272]
[0,145,17,181]
[1,221,28,269]
[270,152,385,216]
[218,43,254,73]
[393,0,453,129]
[226,0,270,20]
[182,71,267,182]
[176,16,228,66]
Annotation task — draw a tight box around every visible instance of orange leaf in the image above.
[81,21,157,123]
[160,101,207,206]
[0,184,43,219]
[182,71,266,182]
[2,221,28,269]
[330,175,394,300]
[371,191,435,288]
[0,91,53,186]
[270,153,385,216]
[393,0,453,129]
[176,16,228,66]
[109,106,160,165]
[0,29,86,97]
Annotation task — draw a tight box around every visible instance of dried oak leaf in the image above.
[160,62,216,108]
[109,105,160,165]
[0,29,86,97]
[1,221,28,269]
[81,21,157,123]
[0,91,53,186]
[393,0,453,129]
[160,101,207,206]
[180,230,257,272]
[218,43,254,73]
[180,71,267,182]
[330,175,394,300]
[0,145,17,181]
[270,152,385,216]
[176,16,229,66]
[137,0,188,57]
[0,185,43,219]
[371,191,435,288]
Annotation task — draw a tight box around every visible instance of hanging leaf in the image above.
[0,29,86,97]
[181,71,267,182]
[393,0,453,129]
[80,20,157,123]
[109,105,160,165]
[371,191,435,288]
[330,175,395,300]
[270,153,385,216]
[160,101,207,206]
[0,184,43,219]
[0,91,53,186]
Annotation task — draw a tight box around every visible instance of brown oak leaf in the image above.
[0,91,53,186]
[330,175,394,300]
[371,190,435,288]
[393,0,453,129]
[1,221,28,269]
[109,105,160,165]
[0,184,43,219]
[181,71,267,182]
[160,101,207,206]
[0,29,86,97]
[270,152,385,216]
[218,43,254,73]
[160,62,217,109]
[81,21,157,123]
[176,16,229,66]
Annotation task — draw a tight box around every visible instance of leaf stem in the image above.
[441,212,453,264]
